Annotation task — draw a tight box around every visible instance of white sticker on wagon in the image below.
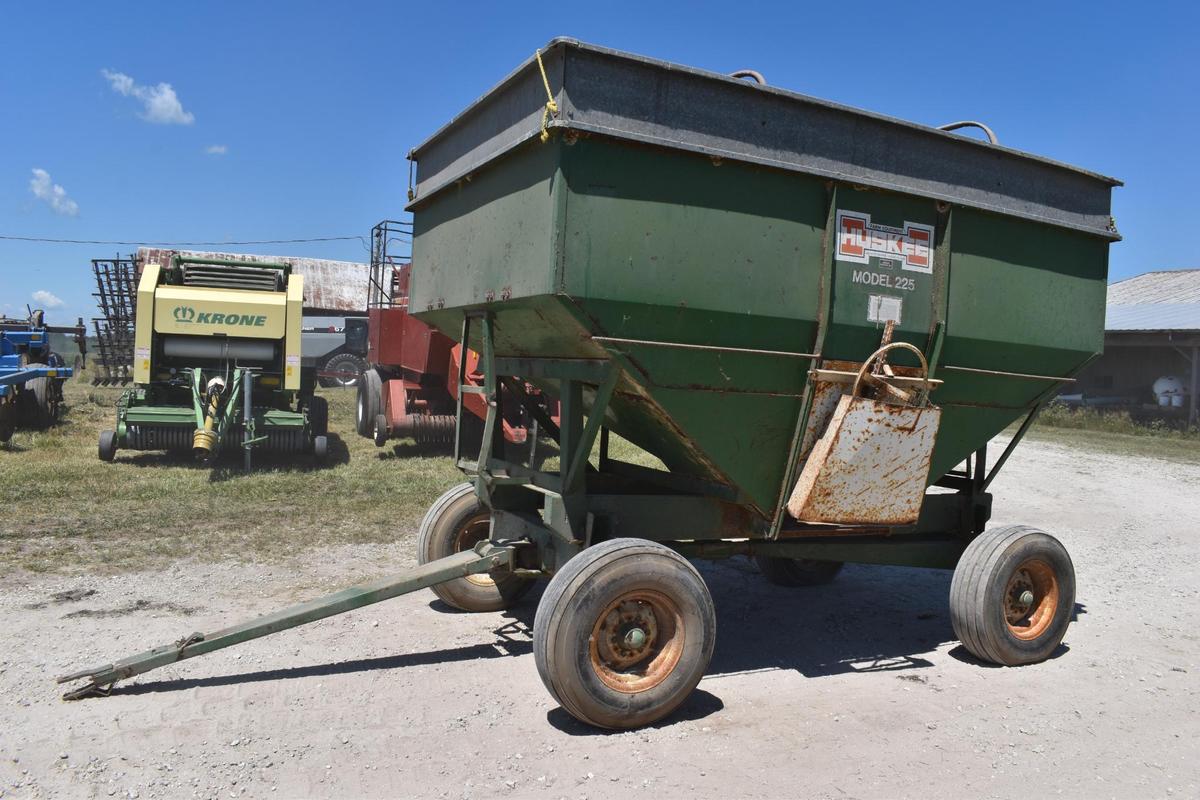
[836,210,934,274]
[868,294,903,324]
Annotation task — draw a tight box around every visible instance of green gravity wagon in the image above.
[61,40,1120,729]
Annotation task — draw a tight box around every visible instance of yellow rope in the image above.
[535,49,558,142]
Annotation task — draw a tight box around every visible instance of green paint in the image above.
[411,134,1113,521]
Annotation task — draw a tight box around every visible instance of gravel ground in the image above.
[1,436,1197,799]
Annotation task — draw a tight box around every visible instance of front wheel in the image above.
[417,483,532,612]
[356,369,382,437]
[98,430,118,462]
[533,538,716,730]
[322,353,366,388]
[950,525,1075,666]
[312,434,328,462]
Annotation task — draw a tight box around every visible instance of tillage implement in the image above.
[62,40,1119,729]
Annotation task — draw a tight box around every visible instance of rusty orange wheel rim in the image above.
[452,513,494,587]
[589,590,684,693]
[1004,558,1060,640]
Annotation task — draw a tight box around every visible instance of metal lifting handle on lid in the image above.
[851,342,933,406]
[729,69,767,85]
[937,120,999,145]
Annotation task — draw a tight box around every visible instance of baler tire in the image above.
[312,435,328,462]
[98,430,118,462]
[533,538,716,730]
[418,483,532,612]
[950,525,1075,667]
[754,556,843,587]
[374,413,389,447]
[307,395,329,437]
[356,369,382,437]
[20,364,54,428]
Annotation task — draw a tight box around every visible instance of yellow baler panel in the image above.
[153,286,286,340]
[284,275,303,390]
[133,263,161,384]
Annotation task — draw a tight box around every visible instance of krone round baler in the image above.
[96,254,328,467]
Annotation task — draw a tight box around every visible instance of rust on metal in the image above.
[589,590,684,694]
[1004,558,1060,640]
[137,248,369,314]
[787,394,941,525]
[787,344,942,526]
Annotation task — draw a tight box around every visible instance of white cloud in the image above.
[102,69,194,125]
[29,168,79,216]
[205,144,228,155]
[32,290,64,309]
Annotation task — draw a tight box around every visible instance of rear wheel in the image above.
[754,556,844,586]
[98,430,118,462]
[534,538,716,729]
[356,369,382,437]
[950,525,1075,666]
[307,395,329,436]
[19,364,55,428]
[418,483,532,612]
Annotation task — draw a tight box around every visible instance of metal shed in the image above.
[1072,269,1200,425]
[136,248,370,314]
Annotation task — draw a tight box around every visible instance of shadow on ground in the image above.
[95,558,1008,710]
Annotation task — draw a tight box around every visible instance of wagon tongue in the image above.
[56,543,517,699]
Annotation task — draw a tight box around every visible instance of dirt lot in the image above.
[2,430,1198,798]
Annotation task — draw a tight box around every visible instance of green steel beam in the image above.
[58,543,516,700]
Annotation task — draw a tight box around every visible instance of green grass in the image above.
[0,372,656,576]
[1020,403,1200,465]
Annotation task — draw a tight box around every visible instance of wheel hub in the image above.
[589,590,684,694]
[597,600,659,669]
[1003,559,1060,641]
[453,514,497,587]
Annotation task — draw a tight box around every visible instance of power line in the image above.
[0,232,409,246]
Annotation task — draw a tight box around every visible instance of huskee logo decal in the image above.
[836,210,934,273]
[171,305,267,327]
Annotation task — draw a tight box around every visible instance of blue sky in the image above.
[1,1,1195,326]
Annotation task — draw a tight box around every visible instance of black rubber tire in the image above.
[950,525,1075,666]
[312,435,328,462]
[19,363,54,428]
[321,353,366,388]
[418,483,533,612]
[754,556,844,586]
[533,538,716,730]
[307,395,329,437]
[98,430,118,462]
[0,401,15,443]
[356,369,382,437]
[373,413,389,447]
